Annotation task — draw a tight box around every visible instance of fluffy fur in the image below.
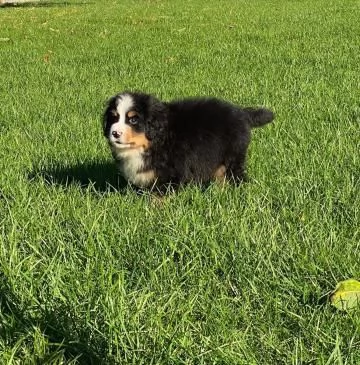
[103,91,274,190]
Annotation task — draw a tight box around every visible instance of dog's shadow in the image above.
[30,160,129,193]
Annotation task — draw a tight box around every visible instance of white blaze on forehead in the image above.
[109,94,134,142]
[116,94,134,129]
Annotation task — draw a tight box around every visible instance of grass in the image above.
[0,0,359,363]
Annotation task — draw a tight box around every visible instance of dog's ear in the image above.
[145,97,169,143]
[102,96,118,137]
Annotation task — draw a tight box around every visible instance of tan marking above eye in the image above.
[127,110,138,118]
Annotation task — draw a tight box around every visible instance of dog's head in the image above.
[103,92,168,153]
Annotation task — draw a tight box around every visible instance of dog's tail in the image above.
[244,108,275,128]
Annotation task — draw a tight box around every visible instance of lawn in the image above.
[0,0,359,363]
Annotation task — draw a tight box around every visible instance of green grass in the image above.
[0,0,359,363]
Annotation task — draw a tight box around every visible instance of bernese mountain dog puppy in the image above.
[103,91,274,190]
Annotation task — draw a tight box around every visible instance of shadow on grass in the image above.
[39,303,108,364]
[0,273,108,364]
[29,160,129,194]
[0,1,89,9]
[29,160,251,196]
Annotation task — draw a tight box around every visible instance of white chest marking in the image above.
[111,146,155,188]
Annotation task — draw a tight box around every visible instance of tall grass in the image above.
[0,0,359,363]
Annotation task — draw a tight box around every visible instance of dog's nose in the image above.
[112,130,121,138]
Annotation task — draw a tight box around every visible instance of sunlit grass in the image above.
[0,0,359,363]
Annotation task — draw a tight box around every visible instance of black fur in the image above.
[103,92,274,188]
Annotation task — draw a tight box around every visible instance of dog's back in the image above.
[163,98,274,184]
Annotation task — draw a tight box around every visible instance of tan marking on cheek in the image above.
[122,126,150,149]
[121,125,134,144]
[214,165,226,181]
[127,110,138,118]
[131,132,150,149]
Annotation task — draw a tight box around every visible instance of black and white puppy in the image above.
[103,91,274,189]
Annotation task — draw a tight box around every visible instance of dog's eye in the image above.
[128,116,139,125]
[109,112,118,123]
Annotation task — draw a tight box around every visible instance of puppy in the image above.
[103,92,274,190]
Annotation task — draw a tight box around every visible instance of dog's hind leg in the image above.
[228,151,248,184]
